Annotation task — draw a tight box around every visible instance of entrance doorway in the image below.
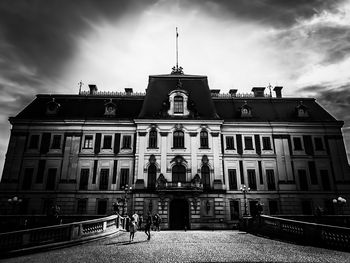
[169,199,189,230]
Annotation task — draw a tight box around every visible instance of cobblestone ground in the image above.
[2,231,350,263]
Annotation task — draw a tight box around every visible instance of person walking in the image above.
[145,211,153,240]
[138,214,143,230]
[129,217,137,242]
[132,212,139,226]
[154,213,162,231]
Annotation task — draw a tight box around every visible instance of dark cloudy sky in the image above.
[0,0,350,174]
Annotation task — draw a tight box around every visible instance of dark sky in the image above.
[0,0,349,173]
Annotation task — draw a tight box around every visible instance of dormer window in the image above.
[174,96,184,113]
[46,98,60,115]
[104,99,116,117]
[167,79,190,117]
[296,101,309,118]
[240,101,252,118]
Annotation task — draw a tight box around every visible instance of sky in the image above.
[0,0,350,175]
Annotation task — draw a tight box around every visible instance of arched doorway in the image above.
[169,199,189,230]
[148,164,157,189]
[201,165,210,189]
[172,164,186,183]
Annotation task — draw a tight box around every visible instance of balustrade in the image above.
[253,215,350,251]
[0,214,127,256]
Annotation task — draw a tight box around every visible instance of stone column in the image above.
[160,132,168,175]
[190,132,198,178]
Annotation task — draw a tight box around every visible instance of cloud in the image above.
[189,0,346,28]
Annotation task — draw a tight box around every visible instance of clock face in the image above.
[107,106,114,112]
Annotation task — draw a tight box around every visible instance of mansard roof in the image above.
[12,94,144,121]
[214,97,337,122]
[138,74,219,119]
[10,73,338,124]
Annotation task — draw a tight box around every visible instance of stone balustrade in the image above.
[0,214,127,257]
[252,215,350,252]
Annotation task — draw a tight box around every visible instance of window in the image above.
[79,169,89,190]
[226,136,235,150]
[36,160,46,183]
[172,164,186,183]
[149,129,157,148]
[84,135,93,149]
[174,96,184,113]
[301,200,312,215]
[320,170,331,190]
[173,131,184,148]
[308,161,318,184]
[293,137,303,150]
[102,135,112,149]
[228,169,237,190]
[148,164,157,189]
[314,137,324,151]
[298,169,308,190]
[97,199,107,215]
[22,168,34,190]
[99,169,109,190]
[77,199,87,214]
[266,170,276,190]
[200,131,209,148]
[269,200,278,215]
[51,135,61,149]
[247,169,257,190]
[46,168,57,190]
[122,135,131,149]
[230,200,239,220]
[262,137,271,150]
[201,165,210,189]
[29,135,40,149]
[244,137,253,150]
[120,168,129,189]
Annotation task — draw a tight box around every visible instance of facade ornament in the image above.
[149,154,156,164]
[191,174,201,188]
[171,155,187,164]
[171,66,184,75]
[201,155,209,164]
[174,123,183,130]
[156,173,167,189]
[46,98,60,115]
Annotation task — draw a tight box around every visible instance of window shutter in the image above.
[237,135,243,155]
[114,133,120,154]
[40,133,51,154]
[112,160,118,184]
[133,133,137,153]
[239,160,244,184]
[36,160,46,183]
[93,160,98,184]
[94,133,101,154]
[254,135,261,155]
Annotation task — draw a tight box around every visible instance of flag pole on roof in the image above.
[176,27,179,69]
[171,27,183,75]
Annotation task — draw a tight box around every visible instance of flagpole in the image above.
[176,27,178,70]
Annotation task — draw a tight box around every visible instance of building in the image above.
[1,66,349,229]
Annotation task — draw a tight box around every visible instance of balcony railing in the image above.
[156,181,203,191]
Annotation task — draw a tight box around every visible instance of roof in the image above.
[138,74,219,119]
[11,73,338,124]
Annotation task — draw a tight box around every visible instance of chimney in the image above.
[125,88,133,94]
[88,84,98,95]
[229,89,238,97]
[210,89,220,97]
[251,87,265,97]
[273,86,283,98]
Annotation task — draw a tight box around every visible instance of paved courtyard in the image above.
[1,230,349,263]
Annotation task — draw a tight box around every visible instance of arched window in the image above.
[148,164,157,189]
[200,130,208,148]
[149,129,157,148]
[172,164,186,183]
[173,131,184,148]
[201,165,210,189]
[174,96,184,113]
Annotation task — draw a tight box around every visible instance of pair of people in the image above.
[128,211,157,241]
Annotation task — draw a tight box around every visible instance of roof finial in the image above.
[78,80,84,94]
[171,27,184,75]
[267,83,272,97]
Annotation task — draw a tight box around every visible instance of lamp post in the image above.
[7,196,22,215]
[240,185,250,217]
[332,196,347,215]
[122,184,133,216]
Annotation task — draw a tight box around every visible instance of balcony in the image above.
[156,181,203,192]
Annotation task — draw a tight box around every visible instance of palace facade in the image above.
[1,67,349,229]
